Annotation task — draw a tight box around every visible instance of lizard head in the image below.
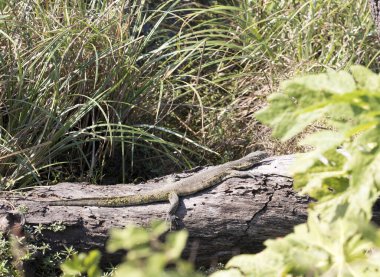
[228,150,269,170]
[244,151,268,162]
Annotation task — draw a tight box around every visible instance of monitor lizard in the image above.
[46,151,269,221]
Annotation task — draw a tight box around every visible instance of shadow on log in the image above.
[1,155,379,272]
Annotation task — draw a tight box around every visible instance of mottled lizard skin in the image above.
[46,151,268,218]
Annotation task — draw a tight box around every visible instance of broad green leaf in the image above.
[150,220,170,237]
[146,253,167,274]
[61,260,83,276]
[300,131,345,152]
[113,264,145,277]
[61,251,102,277]
[83,250,101,268]
[210,269,243,277]
[106,225,150,253]
[225,253,285,276]
[165,230,188,260]
[256,92,326,140]
[281,70,356,95]
[350,65,380,92]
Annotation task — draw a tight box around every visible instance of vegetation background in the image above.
[1,0,380,276]
[1,0,378,189]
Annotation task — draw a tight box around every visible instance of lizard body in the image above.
[47,151,268,218]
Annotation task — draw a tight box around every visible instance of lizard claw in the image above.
[165,214,178,231]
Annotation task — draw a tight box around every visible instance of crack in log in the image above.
[245,195,274,234]
[234,176,275,248]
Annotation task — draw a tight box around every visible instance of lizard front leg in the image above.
[166,191,179,230]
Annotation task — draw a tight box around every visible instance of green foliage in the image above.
[3,0,380,273]
[61,221,202,277]
[0,234,18,276]
[165,0,379,157]
[212,66,380,276]
[0,0,220,188]
[1,0,378,188]
[61,250,102,277]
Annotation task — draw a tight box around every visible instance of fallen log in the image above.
[2,155,378,270]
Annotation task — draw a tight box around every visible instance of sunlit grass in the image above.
[170,0,379,155]
[0,0,378,188]
[0,0,212,188]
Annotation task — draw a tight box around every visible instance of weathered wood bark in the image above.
[1,155,379,270]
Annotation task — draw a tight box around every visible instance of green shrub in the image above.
[213,66,380,276]
[61,221,202,277]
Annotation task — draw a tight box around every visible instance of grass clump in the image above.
[0,0,214,188]
[172,0,379,154]
[0,0,379,189]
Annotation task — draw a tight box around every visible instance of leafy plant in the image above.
[61,221,202,277]
[61,250,102,277]
[0,233,19,277]
[212,66,380,276]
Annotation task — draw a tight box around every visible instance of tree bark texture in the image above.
[1,155,379,269]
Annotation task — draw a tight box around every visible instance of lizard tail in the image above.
[46,192,168,207]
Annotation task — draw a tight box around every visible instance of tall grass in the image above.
[168,0,379,154]
[0,0,378,188]
[0,0,214,188]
